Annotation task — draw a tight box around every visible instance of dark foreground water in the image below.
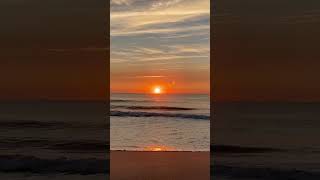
[212,102,320,180]
[0,102,108,179]
[1,101,320,179]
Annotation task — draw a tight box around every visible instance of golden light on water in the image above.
[151,147,163,151]
[144,145,174,151]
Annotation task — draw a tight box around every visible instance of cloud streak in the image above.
[132,75,166,78]
[111,44,209,63]
[111,0,209,37]
[111,0,210,93]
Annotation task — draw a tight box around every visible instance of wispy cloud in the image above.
[131,75,166,78]
[111,0,133,5]
[47,47,108,53]
[167,45,210,54]
[111,0,209,37]
[111,0,210,93]
[280,10,320,24]
[111,44,209,63]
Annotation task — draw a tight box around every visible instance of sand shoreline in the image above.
[110,151,210,180]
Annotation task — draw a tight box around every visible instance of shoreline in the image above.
[110,151,210,180]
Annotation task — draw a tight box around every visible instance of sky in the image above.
[110,0,210,94]
[0,0,107,101]
[213,0,320,102]
[1,0,319,101]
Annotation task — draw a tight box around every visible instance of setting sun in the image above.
[153,86,162,94]
[144,145,174,151]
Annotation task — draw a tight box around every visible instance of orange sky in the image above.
[110,0,210,94]
[111,75,210,94]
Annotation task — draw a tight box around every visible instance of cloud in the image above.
[132,75,166,78]
[111,0,133,5]
[111,0,210,82]
[167,44,210,54]
[111,44,209,63]
[111,24,209,37]
[280,10,320,24]
[111,0,210,37]
[47,47,108,53]
[150,0,184,9]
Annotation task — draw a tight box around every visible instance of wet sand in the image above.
[110,151,210,180]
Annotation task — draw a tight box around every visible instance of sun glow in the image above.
[153,86,162,94]
[152,147,163,151]
[144,145,174,151]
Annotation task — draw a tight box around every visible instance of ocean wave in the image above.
[49,141,109,152]
[110,99,131,102]
[0,155,108,174]
[0,119,103,130]
[110,110,210,120]
[0,139,109,152]
[111,105,196,111]
[111,99,151,103]
[211,145,284,153]
[0,120,68,129]
[213,164,320,179]
[111,99,173,103]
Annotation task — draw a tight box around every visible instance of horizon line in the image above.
[110,92,210,95]
[1,98,320,104]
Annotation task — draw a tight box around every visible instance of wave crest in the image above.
[111,105,195,111]
[111,110,209,120]
[0,155,108,174]
[213,165,320,179]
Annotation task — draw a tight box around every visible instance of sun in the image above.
[144,145,174,151]
[153,86,162,94]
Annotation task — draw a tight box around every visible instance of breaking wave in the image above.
[211,145,284,153]
[0,155,108,175]
[0,119,102,130]
[0,120,69,129]
[0,139,108,152]
[110,110,209,120]
[111,99,152,103]
[213,164,320,179]
[111,105,196,111]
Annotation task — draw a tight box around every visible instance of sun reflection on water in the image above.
[144,145,175,152]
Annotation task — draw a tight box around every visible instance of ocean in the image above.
[2,100,320,179]
[212,102,320,179]
[0,101,108,179]
[110,93,210,151]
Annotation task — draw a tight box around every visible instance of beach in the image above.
[110,94,210,179]
[110,151,210,180]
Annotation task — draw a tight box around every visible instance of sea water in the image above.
[0,101,108,179]
[212,102,320,179]
[110,93,210,151]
